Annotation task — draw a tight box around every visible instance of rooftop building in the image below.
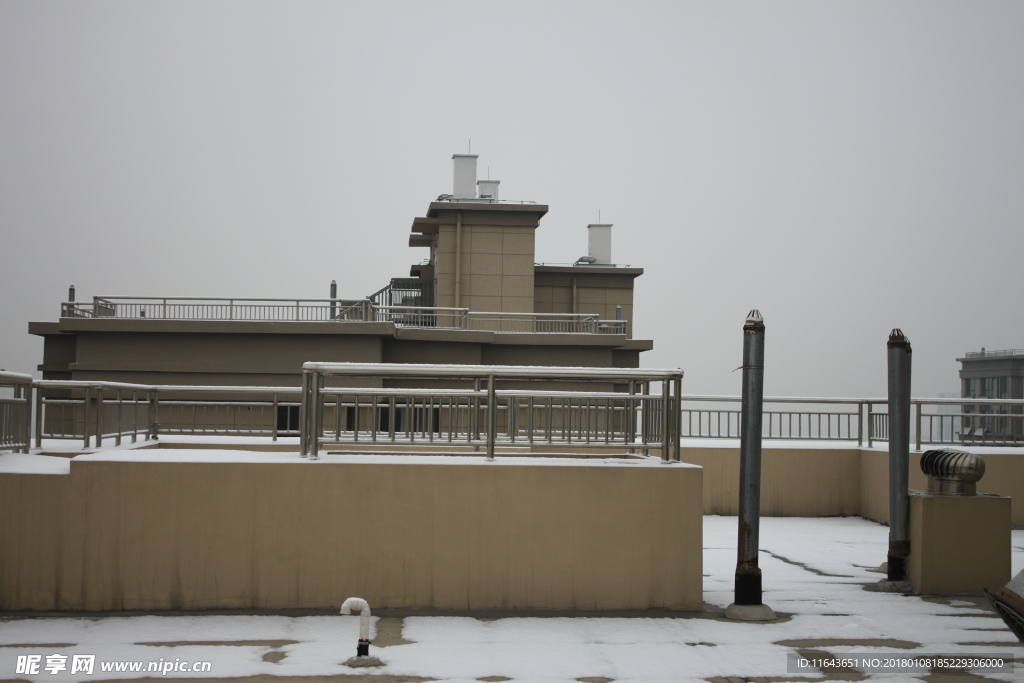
[958,348,1024,441]
[29,155,653,389]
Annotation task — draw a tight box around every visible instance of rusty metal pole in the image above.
[887,328,912,582]
[727,310,775,621]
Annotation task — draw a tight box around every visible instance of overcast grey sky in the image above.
[2,1,1022,398]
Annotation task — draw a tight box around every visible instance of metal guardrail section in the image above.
[16,372,1024,453]
[0,371,33,453]
[964,349,1024,358]
[299,363,685,461]
[33,381,304,449]
[60,297,627,335]
[680,395,1024,448]
[915,397,1024,448]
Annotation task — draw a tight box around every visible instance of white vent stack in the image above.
[587,223,612,265]
[477,179,500,201]
[452,154,478,198]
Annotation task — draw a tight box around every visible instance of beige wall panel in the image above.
[860,450,1024,526]
[604,288,635,306]
[908,493,1010,595]
[550,301,573,314]
[468,295,501,312]
[534,302,553,314]
[470,232,503,254]
[500,296,534,314]
[470,253,503,275]
[680,448,861,516]
[502,232,535,256]
[436,294,455,309]
[858,450,928,524]
[578,288,607,305]
[501,275,534,299]
[551,286,573,304]
[470,275,502,298]
[970,452,1024,526]
[435,233,456,257]
[481,345,612,367]
[534,286,553,303]
[0,459,702,611]
[74,333,382,376]
[437,275,455,301]
[436,251,455,275]
[502,254,535,278]
[382,340,485,365]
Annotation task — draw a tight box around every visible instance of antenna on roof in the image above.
[468,138,471,153]
[598,210,601,222]
[488,166,490,179]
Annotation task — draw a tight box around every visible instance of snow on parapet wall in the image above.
[70,449,694,468]
[0,453,71,475]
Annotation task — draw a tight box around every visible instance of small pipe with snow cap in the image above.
[340,597,382,667]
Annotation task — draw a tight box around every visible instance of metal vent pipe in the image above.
[887,328,912,582]
[735,309,765,606]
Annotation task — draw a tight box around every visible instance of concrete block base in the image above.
[908,492,1011,595]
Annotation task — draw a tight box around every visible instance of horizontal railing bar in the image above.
[0,371,33,385]
[304,362,683,381]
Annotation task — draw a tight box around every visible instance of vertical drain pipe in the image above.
[887,329,912,582]
[454,211,462,308]
[727,310,775,621]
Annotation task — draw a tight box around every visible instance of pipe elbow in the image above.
[340,597,371,616]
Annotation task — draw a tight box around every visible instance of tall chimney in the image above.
[452,154,478,199]
[587,224,612,265]
[477,179,499,201]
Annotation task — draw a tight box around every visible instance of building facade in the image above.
[30,155,653,391]
[958,348,1024,440]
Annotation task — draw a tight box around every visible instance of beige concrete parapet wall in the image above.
[0,453,703,612]
[677,445,1024,527]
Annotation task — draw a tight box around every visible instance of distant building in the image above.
[29,155,653,391]
[957,348,1023,440]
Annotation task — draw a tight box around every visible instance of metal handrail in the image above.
[59,297,629,335]
[964,349,1024,358]
[300,363,684,460]
[0,372,33,453]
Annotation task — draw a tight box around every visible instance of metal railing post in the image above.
[149,389,160,440]
[299,372,310,456]
[34,384,43,448]
[115,389,123,446]
[312,372,323,458]
[857,401,864,446]
[914,400,922,451]
[486,374,496,461]
[887,328,912,582]
[82,387,92,449]
[272,392,279,441]
[674,377,683,461]
[660,380,670,462]
[866,402,873,448]
[95,387,104,448]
